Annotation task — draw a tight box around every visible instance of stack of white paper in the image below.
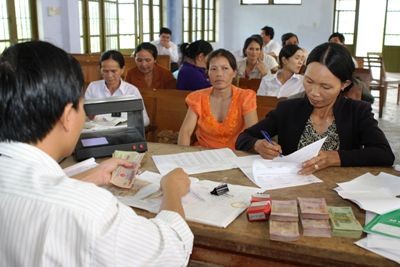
[355,211,400,264]
[334,172,400,214]
[152,148,238,175]
[113,171,261,228]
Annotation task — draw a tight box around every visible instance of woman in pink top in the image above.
[178,49,258,150]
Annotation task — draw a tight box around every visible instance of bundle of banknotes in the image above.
[328,206,363,238]
[269,200,300,241]
[298,197,331,237]
[110,150,144,189]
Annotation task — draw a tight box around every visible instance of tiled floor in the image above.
[374,87,400,164]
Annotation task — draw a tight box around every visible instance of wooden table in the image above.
[63,142,399,267]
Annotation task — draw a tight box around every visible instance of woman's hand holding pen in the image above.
[254,139,282,159]
[299,150,341,175]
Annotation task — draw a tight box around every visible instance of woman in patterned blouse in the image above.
[236,42,394,174]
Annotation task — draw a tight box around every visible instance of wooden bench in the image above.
[141,89,280,142]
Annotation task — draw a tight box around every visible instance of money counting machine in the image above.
[74,96,147,161]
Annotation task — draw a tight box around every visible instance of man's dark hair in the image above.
[100,50,125,68]
[0,41,84,143]
[134,42,158,59]
[160,27,172,35]
[328,32,345,44]
[261,26,275,39]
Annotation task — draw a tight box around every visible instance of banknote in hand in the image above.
[110,150,144,188]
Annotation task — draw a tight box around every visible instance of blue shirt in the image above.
[177,62,211,91]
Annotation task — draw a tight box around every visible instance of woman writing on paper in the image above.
[178,49,258,150]
[236,43,394,174]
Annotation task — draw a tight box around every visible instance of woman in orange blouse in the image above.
[178,49,258,150]
[125,42,176,90]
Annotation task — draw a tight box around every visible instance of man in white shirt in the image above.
[151,27,179,71]
[261,26,282,58]
[0,41,193,267]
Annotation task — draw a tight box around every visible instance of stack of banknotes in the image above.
[269,200,300,241]
[110,150,144,189]
[328,206,363,238]
[298,197,331,237]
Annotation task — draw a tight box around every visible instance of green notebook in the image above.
[364,209,400,239]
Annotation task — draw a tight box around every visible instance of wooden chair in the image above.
[367,52,400,107]
[237,78,262,92]
[256,96,280,119]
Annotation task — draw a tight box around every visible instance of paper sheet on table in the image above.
[152,148,238,175]
[355,211,400,264]
[114,171,261,228]
[234,138,325,190]
[82,113,128,133]
[63,157,98,177]
[334,172,400,214]
[251,159,322,190]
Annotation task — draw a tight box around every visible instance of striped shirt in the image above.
[0,142,193,267]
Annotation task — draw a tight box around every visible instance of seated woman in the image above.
[125,42,176,90]
[237,36,279,80]
[177,40,213,91]
[257,44,305,98]
[178,49,258,150]
[85,50,150,126]
[236,42,394,174]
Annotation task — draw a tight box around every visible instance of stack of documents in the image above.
[334,172,400,263]
[110,171,261,228]
[355,211,400,264]
[334,172,400,214]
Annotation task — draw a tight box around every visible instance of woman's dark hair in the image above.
[242,36,263,57]
[180,40,213,63]
[306,42,355,90]
[206,49,237,71]
[134,42,158,59]
[278,44,302,67]
[100,50,125,68]
[0,41,83,143]
[281,32,299,46]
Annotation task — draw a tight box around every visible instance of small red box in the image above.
[247,193,272,222]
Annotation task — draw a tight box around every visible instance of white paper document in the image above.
[251,159,322,190]
[335,172,400,214]
[113,171,261,228]
[152,148,238,175]
[234,138,325,190]
[63,157,98,177]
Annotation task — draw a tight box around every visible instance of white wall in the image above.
[219,0,334,55]
[36,0,80,53]
[34,0,333,54]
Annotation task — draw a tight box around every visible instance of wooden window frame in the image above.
[183,0,217,43]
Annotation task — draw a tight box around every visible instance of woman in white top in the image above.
[257,45,305,98]
[237,35,279,79]
[85,50,150,126]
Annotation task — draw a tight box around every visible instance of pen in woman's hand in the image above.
[260,130,282,157]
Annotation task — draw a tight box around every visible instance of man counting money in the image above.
[0,41,193,266]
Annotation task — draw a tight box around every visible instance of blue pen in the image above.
[260,130,282,157]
